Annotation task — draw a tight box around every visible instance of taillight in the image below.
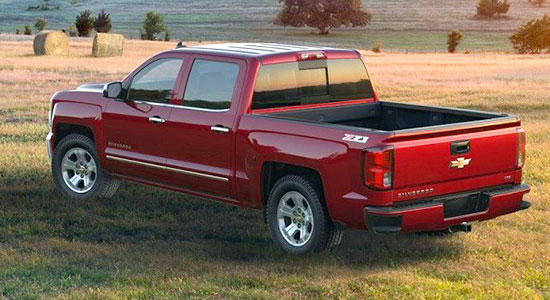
[517,128,526,168]
[364,146,394,190]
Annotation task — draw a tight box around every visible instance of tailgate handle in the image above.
[451,140,470,155]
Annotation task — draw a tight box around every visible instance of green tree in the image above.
[528,0,546,7]
[68,24,78,37]
[274,0,372,35]
[141,12,166,40]
[476,0,510,18]
[24,24,33,35]
[164,31,171,41]
[75,10,95,37]
[447,30,464,53]
[94,10,112,33]
[509,14,550,54]
[35,18,48,31]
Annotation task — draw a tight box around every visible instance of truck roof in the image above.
[172,43,360,64]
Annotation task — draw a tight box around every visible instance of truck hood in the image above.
[51,83,110,108]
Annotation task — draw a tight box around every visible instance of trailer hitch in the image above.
[448,222,472,233]
[418,222,472,236]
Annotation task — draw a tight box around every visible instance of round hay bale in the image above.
[92,33,124,57]
[33,31,69,56]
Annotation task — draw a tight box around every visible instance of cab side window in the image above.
[183,59,239,110]
[127,58,184,103]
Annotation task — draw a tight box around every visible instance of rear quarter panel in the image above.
[234,115,392,228]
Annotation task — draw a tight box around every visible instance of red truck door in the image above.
[102,56,186,181]
[162,55,247,198]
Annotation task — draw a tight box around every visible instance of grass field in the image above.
[0,40,549,299]
[2,0,550,51]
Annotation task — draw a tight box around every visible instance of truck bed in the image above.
[260,100,521,195]
[264,101,515,133]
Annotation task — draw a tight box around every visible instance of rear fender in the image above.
[248,131,350,218]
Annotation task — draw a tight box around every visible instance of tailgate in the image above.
[392,124,519,191]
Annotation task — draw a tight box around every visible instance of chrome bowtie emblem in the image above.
[450,157,471,169]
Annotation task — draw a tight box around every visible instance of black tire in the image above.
[266,175,342,254]
[52,133,119,200]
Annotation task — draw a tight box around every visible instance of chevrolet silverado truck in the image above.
[47,43,530,254]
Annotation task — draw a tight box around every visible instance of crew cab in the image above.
[47,43,530,254]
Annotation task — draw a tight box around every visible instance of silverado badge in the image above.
[450,157,471,169]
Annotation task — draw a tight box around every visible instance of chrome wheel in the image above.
[60,147,97,194]
[277,191,314,247]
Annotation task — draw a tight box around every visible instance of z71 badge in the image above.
[342,134,369,143]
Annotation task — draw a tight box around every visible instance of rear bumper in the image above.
[364,184,530,234]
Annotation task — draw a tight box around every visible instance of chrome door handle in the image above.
[211,125,230,133]
[148,116,165,124]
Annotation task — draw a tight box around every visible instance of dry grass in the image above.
[0,40,549,299]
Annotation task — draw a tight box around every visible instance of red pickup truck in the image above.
[47,43,530,254]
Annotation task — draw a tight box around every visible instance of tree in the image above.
[274,0,372,35]
[68,24,78,37]
[528,0,546,7]
[75,10,95,37]
[24,24,32,35]
[164,31,171,41]
[496,0,510,17]
[476,0,510,18]
[35,18,48,31]
[141,12,166,40]
[509,14,550,54]
[372,42,382,53]
[94,10,112,33]
[447,30,464,53]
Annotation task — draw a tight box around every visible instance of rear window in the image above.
[252,59,374,110]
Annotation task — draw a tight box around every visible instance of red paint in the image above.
[47,44,530,233]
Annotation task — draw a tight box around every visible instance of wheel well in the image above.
[261,162,324,209]
[54,123,94,146]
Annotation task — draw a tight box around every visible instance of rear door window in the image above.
[252,59,374,110]
[183,59,240,110]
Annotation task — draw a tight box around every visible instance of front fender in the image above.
[51,101,106,161]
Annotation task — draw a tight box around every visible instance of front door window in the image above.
[127,58,184,103]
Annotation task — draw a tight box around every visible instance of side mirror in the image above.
[103,82,123,99]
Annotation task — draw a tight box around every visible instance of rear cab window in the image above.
[252,58,375,111]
